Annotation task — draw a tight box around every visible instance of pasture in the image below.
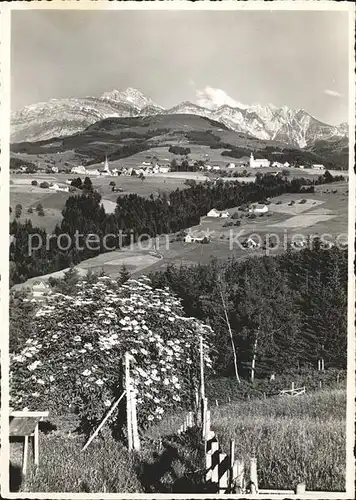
[10,388,346,493]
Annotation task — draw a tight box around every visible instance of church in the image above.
[249,152,270,168]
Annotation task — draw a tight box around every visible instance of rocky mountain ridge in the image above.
[11,87,348,147]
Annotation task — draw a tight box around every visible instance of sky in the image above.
[11,9,350,125]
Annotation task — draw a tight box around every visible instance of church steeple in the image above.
[104,155,110,173]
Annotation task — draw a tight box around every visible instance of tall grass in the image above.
[12,389,346,493]
[210,389,346,491]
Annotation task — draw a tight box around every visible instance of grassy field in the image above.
[210,389,346,492]
[10,388,346,493]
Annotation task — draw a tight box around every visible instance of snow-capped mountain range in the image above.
[11,87,348,148]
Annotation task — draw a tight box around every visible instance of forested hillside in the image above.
[150,243,347,378]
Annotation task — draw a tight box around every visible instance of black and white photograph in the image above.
[2,2,355,497]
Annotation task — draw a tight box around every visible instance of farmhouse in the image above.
[312,164,325,170]
[206,208,230,218]
[249,204,269,214]
[71,165,88,175]
[184,232,210,243]
[88,169,101,176]
[249,153,270,168]
[227,163,236,169]
[243,237,260,249]
[207,208,221,218]
[272,161,284,169]
[283,162,291,168]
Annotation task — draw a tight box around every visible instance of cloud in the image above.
[324,89,342,98]
[188,79,196,87]
[196,86,247,110]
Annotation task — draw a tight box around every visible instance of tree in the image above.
[118,264,131,285]
[83,177,93,194]
[71,178,82,189]
[15,204,22,218]
[218,279,241,383]
[27,206,34,214]
[31,180,38,186]
[109,181,116,187]
[36,203,44,213]
[39,182,50,189]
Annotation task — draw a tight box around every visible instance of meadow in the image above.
[11,387,346,493]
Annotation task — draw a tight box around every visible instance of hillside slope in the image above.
[10,114,347,170]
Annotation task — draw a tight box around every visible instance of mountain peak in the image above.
[101,87,162,110]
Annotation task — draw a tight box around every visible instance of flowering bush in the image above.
[10,276,213,433]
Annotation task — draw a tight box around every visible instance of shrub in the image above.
[39,182,50,189]
[31,180,38,186]
[10,277,213,435]
[27,207,34,214]
[299,199,307,204]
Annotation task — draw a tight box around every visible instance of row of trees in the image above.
[9,171,343,286]
[149,242,347,378]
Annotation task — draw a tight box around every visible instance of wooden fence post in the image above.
[233,460,245,492]
[206,440,219,482]
[296,483,306,494]
[200,335,205,401]
[218,453,228,494]
[131,388,140,451]
[250,457,258,493]
[211,441,220,487]
[125,352,133,451]
[291,381,295,393]
[229,439,235,469]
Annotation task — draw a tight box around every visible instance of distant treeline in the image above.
[9,171,344,285]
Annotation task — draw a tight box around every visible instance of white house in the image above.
[249,204,269,214]
[207,208,221,218]
[71,165,88,175]
[212,165,221,171]
[49,183,60,191]
[220,210,230,218]
[299,165,305,170]
[249,153,270,168]
[283,162,291,168]
[184,232,210,243]
[88,169,101,176]
[159,166,170,174]
[57,185,69,193]
[244,237,260,249]
[227,163,236,169]
[272,161,284,169]
[51,166,59,173]
[142,161,151,166]
[32,280,51,299]
[205,165,212,171]
[312,164,325,170]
